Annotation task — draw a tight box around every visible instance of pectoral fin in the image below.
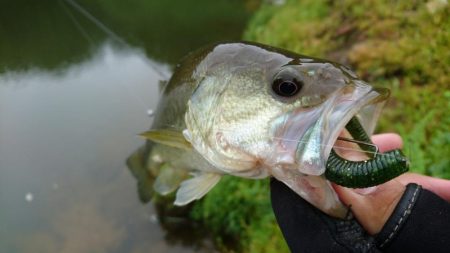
[154,163,188,195]
[140,129,192,150]
[174,172,221,206]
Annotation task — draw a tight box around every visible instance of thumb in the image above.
[333,180,406,235]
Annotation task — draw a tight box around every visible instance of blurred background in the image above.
[0,0,448,252]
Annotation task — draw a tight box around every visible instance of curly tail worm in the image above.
[343,117,377,155]
[325,117,409,188]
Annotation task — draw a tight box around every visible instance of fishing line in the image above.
[272,136,391,158]
[59,0,169,114]
[63,0,170,79]
[59,0,95,46]
[62,0,126,45]
[157,124,400,158]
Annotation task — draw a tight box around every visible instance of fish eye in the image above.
[272,77,303,97]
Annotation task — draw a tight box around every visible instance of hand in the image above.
[334,133,450,234]
[271,133,450,252]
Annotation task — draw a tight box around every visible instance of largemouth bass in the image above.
[128,42,408,218]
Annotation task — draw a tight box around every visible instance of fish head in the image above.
[268,63,390,177]
[184,43,389,179]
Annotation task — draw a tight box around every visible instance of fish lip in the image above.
[290,82,389,176]
[328,87,390,160]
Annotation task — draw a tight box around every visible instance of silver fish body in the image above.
[133,42,389,218]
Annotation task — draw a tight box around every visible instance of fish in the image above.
[127,42,408,218]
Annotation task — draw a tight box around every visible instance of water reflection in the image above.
[0,0,253,72]
[0,44,214,252]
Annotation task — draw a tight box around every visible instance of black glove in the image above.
[270,178,450,253]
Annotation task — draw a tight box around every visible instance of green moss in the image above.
[383,79,450,176]
[245,0,333,57]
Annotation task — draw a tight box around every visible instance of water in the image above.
[0,1,252,252]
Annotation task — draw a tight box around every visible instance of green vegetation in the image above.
[190,176,289,253]
[191,1,449,252]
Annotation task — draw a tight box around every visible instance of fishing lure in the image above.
[325,117,408,188]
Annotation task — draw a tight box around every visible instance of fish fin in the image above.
[174,172,221,206]
[140,129,192,150]
[126,146,154,203]
[154,163,188,195]
[126,146,147,178]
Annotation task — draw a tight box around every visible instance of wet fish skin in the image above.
[131,42,388,218]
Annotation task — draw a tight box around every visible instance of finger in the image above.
[395,173,450,202]
[371,133,403,152]
[333,181,405,235]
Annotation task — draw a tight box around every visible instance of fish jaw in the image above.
[271,166,348,218]
[270,80,389,176]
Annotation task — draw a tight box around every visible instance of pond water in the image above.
[0,1,253,252]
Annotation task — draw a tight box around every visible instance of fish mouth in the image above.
[326,86,391,162]
[332,128,374,162]
[292,81,390,176]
